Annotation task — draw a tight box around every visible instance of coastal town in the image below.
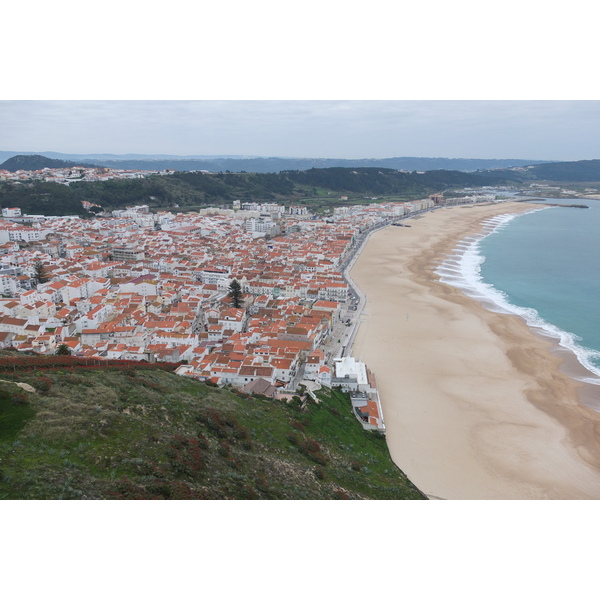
[0,166,498,432]
[0,164,177,184]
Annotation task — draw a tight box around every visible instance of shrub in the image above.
[167,434,206,477]
[196,433,209,450]
[218,441,231,458]
[332,489,350,500]
[232,425,250,440]
[255,477,270,494]
[298,438,328,466]
[34,375,52,394]
[225,457,239,470]
[236,483,257,500]
[197,409,229,439]
[11,391,29,406]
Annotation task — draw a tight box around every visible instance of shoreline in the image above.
[349,202,600,499]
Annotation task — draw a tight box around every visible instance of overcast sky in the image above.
[4,4,599,163]
[2,100,600,161]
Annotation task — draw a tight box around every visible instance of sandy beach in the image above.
[350,202,600,499]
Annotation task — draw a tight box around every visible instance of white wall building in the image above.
[2,208,22,218]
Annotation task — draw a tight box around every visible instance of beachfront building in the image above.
[332,356,385,432]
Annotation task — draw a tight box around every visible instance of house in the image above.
[240,377,278,398]
[304,349,326,381]
[0,316,28,335]
[0,331,14,348]
[317,365,331,387]
[331,356,372,392]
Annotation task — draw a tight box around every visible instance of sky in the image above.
[3,2,600,163]
[3,99,600,161]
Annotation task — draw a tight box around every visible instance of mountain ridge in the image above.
[0,152,550,173]
[0,153,98,172]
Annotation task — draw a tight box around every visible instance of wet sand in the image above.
[350,202,600,499]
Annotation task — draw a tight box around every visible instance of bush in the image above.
[196,433,209,450]
[197,409,229,439]
[332,489,350,500]
[11,391,29,406]
[167,434,206,477]
[298,438,328,466]
[255,477,270,494]
[218,441,231,458]
[34,375,52,394]
[232,425,250,440]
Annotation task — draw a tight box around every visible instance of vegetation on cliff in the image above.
[0,154,97,172]
[0,165,516,216]
[0,356,425,500]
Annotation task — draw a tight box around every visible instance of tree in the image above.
[56,343,72,356]
[228,279,243,309]
[33,259,48,286]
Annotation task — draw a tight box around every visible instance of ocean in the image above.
[435,197,600,403]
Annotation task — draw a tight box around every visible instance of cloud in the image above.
[1,100,599,160]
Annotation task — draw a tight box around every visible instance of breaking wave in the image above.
[434,211,600,385]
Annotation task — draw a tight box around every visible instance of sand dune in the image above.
[350,202,600,499]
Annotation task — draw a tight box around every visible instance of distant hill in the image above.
[508,159,600,182]
[0,356,426,500]
[0,151,550,173]
[82,155,551,173]
[0,154,97,172]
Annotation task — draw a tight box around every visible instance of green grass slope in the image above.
[0,366,426,500]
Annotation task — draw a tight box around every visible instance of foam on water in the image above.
[435,210,600,385]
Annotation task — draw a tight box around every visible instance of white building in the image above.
[244,217,281,238]
[332,356,369,392]
[2,207,22,218]
[0,226,47,244]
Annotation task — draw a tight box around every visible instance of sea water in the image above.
[435,197,600,390]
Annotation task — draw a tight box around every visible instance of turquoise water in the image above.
[436,198,600,385]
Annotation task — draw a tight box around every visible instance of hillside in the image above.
[516,159,600,182]
[283,167,504,194]
[0,166,516,216]
[471,159,600,184]
[0,356,426,500]
[0,154,97,172]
